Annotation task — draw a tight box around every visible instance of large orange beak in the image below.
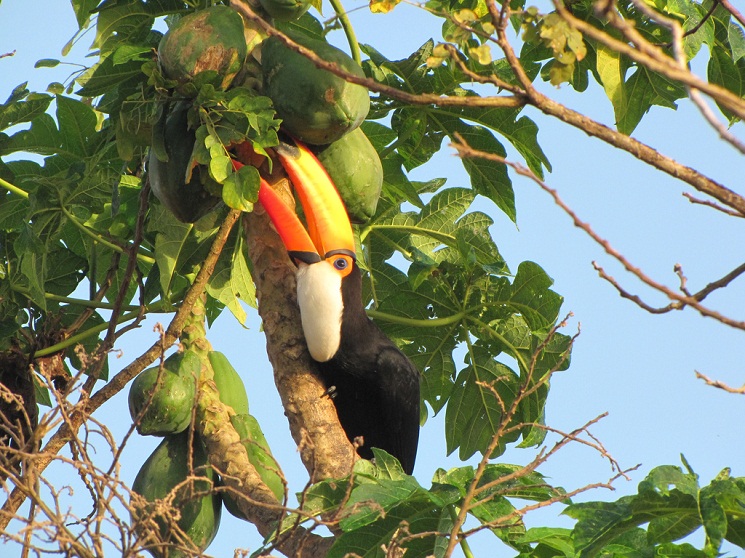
[258,138,356,266]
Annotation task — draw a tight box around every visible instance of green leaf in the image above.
[329,490,453,558]
[655,542,707,557]
[209,154,232,184]
[222,164,259,212]
[71,0,100,28]
[206,231,256,325]
[34,59,60,69]
[56,95,99,157]
[564,465,704,556]
[94,0,181,48]
[0,90,52,132]
[455,106,550,178]
[4,113,61,156]
[45,244,87,297]
[729,20,745,62]
[510,261,563,332]
[699,476,745,553]
[708,47,745,123]
[445,345,521,459]
[0,191,30,232]
[148,204,221,298]
[517,527,574,557]
[340,469,423,531]
[13,224,47,311]
[33,374,53,407]
[432,115,515,220]
[76,50,145,97]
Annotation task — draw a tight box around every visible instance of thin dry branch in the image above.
[480,0,745,217]
[230,0,525,110]
[0,210,242,531]
[695,370,745,394]
[452,136,745,331]
[683,192,745,217]
[594,261,745,315]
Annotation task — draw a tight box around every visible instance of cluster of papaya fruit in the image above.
[150,3,383,225]
[128,350,282,557]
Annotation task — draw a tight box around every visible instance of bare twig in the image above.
[683,192,745,217]
[626,0,745,154]
[230,0,525,110]
[695,370,745,394]
[451,135,745,331]
[0,210,242,531]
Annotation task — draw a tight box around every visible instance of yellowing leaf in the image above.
[370,0,401,14]
[426,43,451,68]
[596,44,623,104]
[549,62,573,86]
[567,28,587,61]
[469,44,492,65]
[453,9,477,23]
[481,21,495,36]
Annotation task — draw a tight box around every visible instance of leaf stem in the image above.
[366,308,465,327]
[11,285,173,312]
[328,0,361,65]
[448,505,476,558]
[33,309,141,357]
[359,223,457,244]
[0,177,30,199]
[60,205,156,265]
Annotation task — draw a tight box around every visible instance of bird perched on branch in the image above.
[250,138,420,474]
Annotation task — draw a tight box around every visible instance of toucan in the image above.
[250,138,420,474]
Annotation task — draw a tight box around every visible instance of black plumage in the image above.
[314,264,420,474]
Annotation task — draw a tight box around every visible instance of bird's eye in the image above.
[333,258,348,270]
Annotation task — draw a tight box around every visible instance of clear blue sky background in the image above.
[2,1,744,556]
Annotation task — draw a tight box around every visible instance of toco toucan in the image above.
[254,138,420,474]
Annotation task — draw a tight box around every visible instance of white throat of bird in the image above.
[296,261,344,362]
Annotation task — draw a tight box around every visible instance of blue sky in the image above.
[2,1,745,556]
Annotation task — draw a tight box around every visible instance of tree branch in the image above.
[485,0,745,217]
[230,0,524,110]
[451,136,745,331]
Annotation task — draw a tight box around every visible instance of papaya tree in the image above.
[1,0,745,557]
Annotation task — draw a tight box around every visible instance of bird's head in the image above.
[257,138,358,363]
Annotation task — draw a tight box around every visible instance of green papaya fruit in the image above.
[209,351,249,416]
[128,351,201,436]
[131,432,221,558]
[315,127,383,223]
[149,102,222,223]
[262,33,370,145]
[222,413,284,518]
[258,0,312,21]
[158,6,247,92]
